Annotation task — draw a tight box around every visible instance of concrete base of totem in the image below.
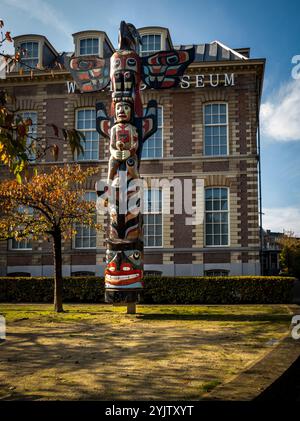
[105,289,141,305]
[126,302,136,314]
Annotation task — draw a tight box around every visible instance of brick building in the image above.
[0,26,265,277]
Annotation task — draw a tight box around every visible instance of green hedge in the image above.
[0,276,296,304]
[143,276,296,304]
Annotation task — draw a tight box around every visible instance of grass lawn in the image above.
[0,303,293,400]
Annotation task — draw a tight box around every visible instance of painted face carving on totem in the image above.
[105,248,143,289]
[110,50,142,118]
[115,101,132,123]
[111,51,139,92]
[107,99,139,183]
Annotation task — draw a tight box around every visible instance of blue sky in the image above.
[1,0,300,234]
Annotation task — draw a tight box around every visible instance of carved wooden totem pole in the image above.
[66,21,195,310]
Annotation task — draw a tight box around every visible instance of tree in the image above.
[0,165,101,312]
[278,231,300,279]
[0,19,85,179]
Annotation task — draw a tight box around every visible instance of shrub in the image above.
[0,276,296,304]
[142,276,296,304]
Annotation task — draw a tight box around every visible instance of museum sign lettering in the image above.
[179,73,235,88]
[66,73,235,94]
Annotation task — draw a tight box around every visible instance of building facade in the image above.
[0,26,265,277]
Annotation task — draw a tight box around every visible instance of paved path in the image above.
[255,355,300,401]
[202,305,300,401]
[256,304,300,401]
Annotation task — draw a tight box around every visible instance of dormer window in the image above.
[13,35,58,71]
[20,41,39,69]
[140,34,161,56]
[72,31,114,58]
[79,38,99,56]
[138,27,173,57]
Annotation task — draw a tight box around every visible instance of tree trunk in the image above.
[53,229,64,312]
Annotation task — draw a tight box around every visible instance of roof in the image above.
[174,40,249,62]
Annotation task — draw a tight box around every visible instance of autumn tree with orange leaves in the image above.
[0,19,85,180]
[0,165,101,312]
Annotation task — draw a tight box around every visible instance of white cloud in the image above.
[263,207,300,236]
[260,78,300,141]
[3,0,73,40]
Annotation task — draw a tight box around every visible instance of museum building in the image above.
[0,26,265,277]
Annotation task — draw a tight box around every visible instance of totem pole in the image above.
[66,21,195,310]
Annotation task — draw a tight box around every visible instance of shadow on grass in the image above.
[0,323,242,401]
[136,313,291,323]
[0,303,292,324]
[0,305,292,401]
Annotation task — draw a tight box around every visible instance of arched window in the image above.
[142,106,163,159]
[74,192,97,249]
[71,271,95,276]
[10,206,33,250]
[204,269,229,277]
[204,103,228,156]
[7,272,31,277]
[18,111,37,161]
[205,187,229,246]
[75,108,99,161]
[143,188,163,247]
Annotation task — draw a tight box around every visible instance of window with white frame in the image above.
[143,189,162,247]
[205,187,229,246]
[20,42,39,69]
[74,191,97,249]
[79,38,99,55]
[10,207,33,250]
[140,34,161,56]
[76,108,99,161]
[19,111,37,161]
[142,106,163,159]
[11,237,32,250]
[204,103,228,156]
